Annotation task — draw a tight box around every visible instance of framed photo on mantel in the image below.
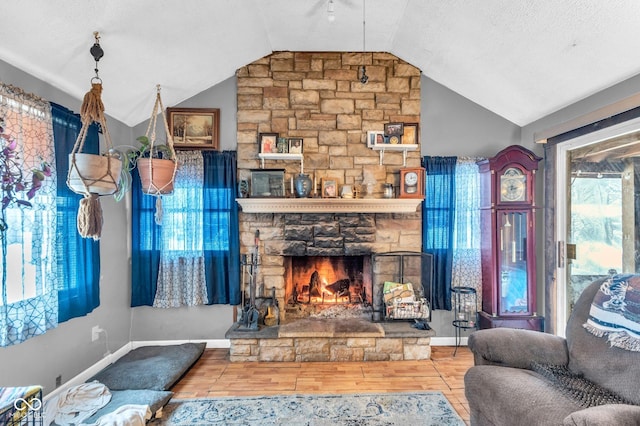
[250,169,285,198]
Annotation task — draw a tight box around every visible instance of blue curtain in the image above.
[130,165,162,307]
[203,151,240,305]
[131,150,240,306]
[51,103,101,321]
[422,156,457,310]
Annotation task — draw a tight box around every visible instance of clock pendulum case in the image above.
[477,145,544,331]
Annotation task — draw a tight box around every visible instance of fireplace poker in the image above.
[245,229,260,330]
[238,253,247,323]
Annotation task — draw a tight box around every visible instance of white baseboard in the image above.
[430,336,468,346]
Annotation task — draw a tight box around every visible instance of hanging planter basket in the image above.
[138,157,175,194]
[137,85,179,224]
[68,152,122,196]
[66,33,122,240]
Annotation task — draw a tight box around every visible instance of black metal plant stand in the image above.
[452,286,477,356]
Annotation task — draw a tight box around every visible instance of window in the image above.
[0,84,57,346]
[131,150,240,307]
[423,156,483,311]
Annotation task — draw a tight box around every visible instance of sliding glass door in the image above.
[554,118,640,335]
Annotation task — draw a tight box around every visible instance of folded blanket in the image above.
[44,382,111,425]
[85,404,151,426]
[584,274,640,352]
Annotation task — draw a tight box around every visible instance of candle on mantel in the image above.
[313,176,317,196]
[290,176,294,196]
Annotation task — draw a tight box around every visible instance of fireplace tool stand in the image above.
[238,230,261,331]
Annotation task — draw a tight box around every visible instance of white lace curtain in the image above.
[0,83,57,346]
[153,151,208,308]
[451,158,483,308]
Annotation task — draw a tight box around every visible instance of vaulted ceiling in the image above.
[2,0,640,127]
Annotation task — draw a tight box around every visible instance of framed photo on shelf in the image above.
[250,169,285,198]
[276,137,289,153]
[258,133,279,154]
[288,138,303,154]
[367,131,386,147]
[384,122,404,137]
[402,123,419,145]
[321,178,338,198]
[167,107,220,150]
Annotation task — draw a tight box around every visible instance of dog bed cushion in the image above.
[88,342,205,391]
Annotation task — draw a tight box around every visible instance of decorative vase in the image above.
[137,158,176,195]
[294,173,312,198]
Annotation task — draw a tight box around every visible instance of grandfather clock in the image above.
[477,145,544,331]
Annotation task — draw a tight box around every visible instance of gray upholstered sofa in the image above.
[464,278,640,425]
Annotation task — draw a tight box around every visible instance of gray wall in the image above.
[0,59,132,394]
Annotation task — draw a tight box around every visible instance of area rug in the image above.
[150,392,465,425]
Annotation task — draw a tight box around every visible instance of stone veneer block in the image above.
[330,346,364,362]
[403,342,432,360]
[259,346,296,362]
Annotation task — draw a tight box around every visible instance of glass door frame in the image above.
[553,116,640,336]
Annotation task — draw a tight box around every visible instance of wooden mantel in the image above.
[236,197,423,214]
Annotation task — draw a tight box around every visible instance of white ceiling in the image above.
[2,0,640,127]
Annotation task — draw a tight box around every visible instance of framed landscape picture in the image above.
[167,107,220,150]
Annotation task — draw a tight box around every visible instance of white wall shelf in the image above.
[236,197,423,214]
[371,144,419,166]
[258,153,304,172]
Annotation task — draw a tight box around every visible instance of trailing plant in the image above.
[0,117,51,233]
[0,117,50,301]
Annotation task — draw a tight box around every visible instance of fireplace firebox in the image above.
[285,256,372,318]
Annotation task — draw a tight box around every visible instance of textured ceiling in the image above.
[2,0,640,127]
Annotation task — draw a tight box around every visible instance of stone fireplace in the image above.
[227,51,433,361]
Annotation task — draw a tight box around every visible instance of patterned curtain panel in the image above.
[422,156,457,310]
[153,151,208,307]
[131,150,240,306]
[0,83,57,346]
[51,103,101,322]
[451,158,483,308]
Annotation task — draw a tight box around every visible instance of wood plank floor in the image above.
[171,346,474,425]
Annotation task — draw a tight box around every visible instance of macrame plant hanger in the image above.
[66,32,122,240]
[141,84,178,225]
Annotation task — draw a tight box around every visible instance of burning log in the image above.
[309,271,321,301]
[325,279,351,299]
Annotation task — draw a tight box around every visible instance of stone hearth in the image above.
[226,318,434,362]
